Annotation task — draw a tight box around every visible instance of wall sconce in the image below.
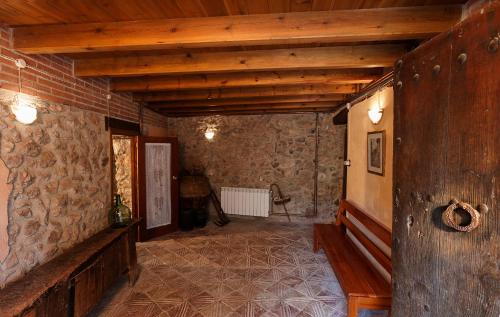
[368,90,384,125]
[198,116,221,141]
[10,58,37,124]
[204,128,215,140]
[368,107,383,125]
[11,94,37,125]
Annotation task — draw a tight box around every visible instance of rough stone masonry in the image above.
[168,113,345,223]
[0,90,111,287]
[112,136,133,209]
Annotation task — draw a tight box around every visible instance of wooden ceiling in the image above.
[1,0,466,116]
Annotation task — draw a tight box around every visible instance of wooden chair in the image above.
[313,200,392,317]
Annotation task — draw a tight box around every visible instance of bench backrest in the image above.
[335,199,392,274]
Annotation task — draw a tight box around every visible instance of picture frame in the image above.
[367,131,385,176]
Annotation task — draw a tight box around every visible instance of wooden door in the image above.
[392,4,499,317]
[138,137,179,241]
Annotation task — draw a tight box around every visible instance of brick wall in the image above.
[0,27,168,128]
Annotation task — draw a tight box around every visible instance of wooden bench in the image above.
[0,221,139,317]
[313,200,392,317]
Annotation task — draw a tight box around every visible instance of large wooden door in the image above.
[392,4,499,317]
[137,137,179,241]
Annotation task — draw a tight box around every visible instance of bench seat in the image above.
[314,200,391,317]
[314,224,390,297]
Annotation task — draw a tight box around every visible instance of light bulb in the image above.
[11,95,37,124]
[368,107,383,125]
[204,128,215,140]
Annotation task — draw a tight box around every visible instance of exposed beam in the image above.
[14,6,462,54]
[111,69,380,92]
[135,84,355,102]
[149,94,345,109]
[157,102,338,114]
[74,44,406,77]
[163,108,334,117]
[161,108,336,117]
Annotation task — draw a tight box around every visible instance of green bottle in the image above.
[109,194,132,228]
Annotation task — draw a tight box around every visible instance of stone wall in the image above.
[168,114,345,223]
[0,26,170,288]
[0,90,111,287]
[112,136,133,209]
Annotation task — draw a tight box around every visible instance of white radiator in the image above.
[221,187,270,217]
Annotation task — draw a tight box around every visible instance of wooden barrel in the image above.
[180,175,210,198]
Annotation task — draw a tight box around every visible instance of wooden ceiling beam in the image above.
[161,107,336,117]
[163,109,333,117]
[156,102,339,113]
[111,69,380,92]
[13,6,462,54]
[74,44,406,77]
[135,84,355,102]
[149,94,345,109]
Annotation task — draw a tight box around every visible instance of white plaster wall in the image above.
[346,86,393,229]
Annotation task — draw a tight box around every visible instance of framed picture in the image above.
[367,131,385,176]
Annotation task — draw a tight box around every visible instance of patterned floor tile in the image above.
[89,218,388,317]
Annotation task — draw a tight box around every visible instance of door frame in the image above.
[137,136,179,241]
[109,119,140,228]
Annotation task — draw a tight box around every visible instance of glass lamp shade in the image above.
[205,129,215,140]
[368,108,383,124]
[11,95,37,124]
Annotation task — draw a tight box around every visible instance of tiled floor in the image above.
[90,218,387,317]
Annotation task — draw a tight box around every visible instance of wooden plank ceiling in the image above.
[1,0,466,117]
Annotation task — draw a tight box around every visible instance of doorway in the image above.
[111,134,138,216]
[108,119,180,241]
[109,119,179,241]
[137,137,180,241]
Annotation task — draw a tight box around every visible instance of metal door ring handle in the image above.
[442,199,480,232]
